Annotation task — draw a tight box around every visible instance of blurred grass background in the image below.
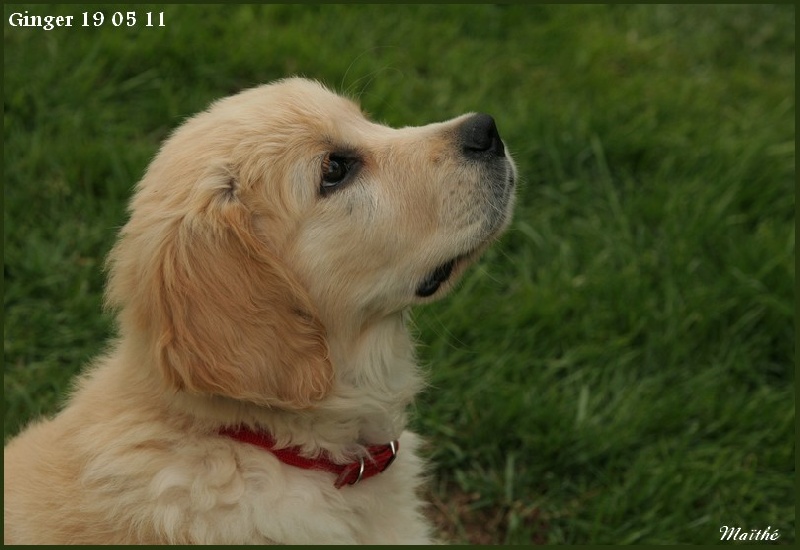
[3,4,795,544]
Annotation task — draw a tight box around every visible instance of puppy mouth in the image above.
[415,257,459,298]
[414,192,513,299]
[414,161,516,300]
[415,250,478,298]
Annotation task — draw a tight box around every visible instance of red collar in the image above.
[219,426,398,489]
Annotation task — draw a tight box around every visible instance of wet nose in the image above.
[460,113,505,158]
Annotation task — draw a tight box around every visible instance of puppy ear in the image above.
[108,164,333,409]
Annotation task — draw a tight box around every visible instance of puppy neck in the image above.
[112,312,424,456]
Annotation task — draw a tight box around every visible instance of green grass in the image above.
[4,4,795,545]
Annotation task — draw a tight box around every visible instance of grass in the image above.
[4,4,795,545]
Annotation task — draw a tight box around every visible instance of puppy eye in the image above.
[320,154,356,195]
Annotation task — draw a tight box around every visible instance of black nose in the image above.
[460,113,505,158]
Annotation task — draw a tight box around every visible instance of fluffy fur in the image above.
[4,78,516,544]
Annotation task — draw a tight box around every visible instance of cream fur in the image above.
[4,78,516,544]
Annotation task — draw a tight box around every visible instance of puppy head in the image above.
[106,78,515,409]
[276,80,517,319]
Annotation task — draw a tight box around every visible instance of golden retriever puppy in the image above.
[4,78,516,544]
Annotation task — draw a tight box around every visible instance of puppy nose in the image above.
[460,113,505,158]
